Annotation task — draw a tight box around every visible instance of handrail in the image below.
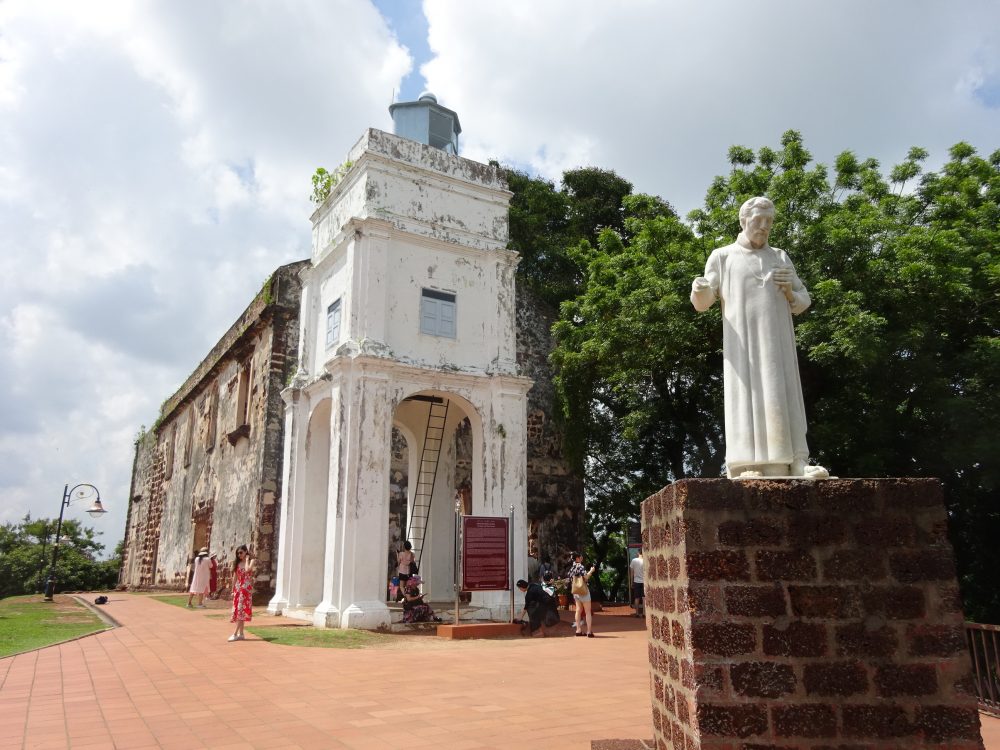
[967,622,1000,717]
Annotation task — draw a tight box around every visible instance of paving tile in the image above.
[12,594,999,750]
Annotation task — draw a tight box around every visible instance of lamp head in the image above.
[86,498,107,518]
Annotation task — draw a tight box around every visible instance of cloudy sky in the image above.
[2,0,998,554]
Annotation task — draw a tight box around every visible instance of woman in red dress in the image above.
[229,545,255,642]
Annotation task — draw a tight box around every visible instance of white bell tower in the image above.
[268,96,532,629]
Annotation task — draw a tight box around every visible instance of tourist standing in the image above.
[629,550,645,617]
[538,556,555,583]
[229,545,255,641]
[396,541,415,600]
[208,553,219,599]
[186,547,210,608]
[567,552,597,638]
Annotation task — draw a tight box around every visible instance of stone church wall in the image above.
[516,287,584,567]
[120,261,306,600]
[122,261,583,598]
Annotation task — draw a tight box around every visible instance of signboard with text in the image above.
[461,516,510,591]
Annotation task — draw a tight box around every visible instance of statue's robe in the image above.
[691,233,811,477]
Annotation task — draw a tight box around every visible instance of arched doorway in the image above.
[391,391,482,603]
[296,397,330,607]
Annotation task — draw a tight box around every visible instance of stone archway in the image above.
[295,397,330,607]
[391,390,482,602]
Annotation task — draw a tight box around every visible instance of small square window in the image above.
[420,289,456,338]
[326,299,342,349]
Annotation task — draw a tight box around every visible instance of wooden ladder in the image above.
[406,399,450,570]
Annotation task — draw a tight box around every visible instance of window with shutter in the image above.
[420,289,457,338]
[326,299,342,349]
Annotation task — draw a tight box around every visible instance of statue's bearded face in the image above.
[744,211,774,247]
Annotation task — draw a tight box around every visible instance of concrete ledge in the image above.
[71,595,121,629]
[436,622,522,639]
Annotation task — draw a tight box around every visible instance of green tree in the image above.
[0,515,121,599]
[502,165,673,306]
[551,132,1000,618]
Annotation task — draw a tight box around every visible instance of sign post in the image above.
[508,505,514,623]
[460,514,511,621]
[454,497,461,625]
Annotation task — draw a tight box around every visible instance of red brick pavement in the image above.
[0,595,653,749]
[3,594,998,749]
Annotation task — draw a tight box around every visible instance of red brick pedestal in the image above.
[641,478,984,749]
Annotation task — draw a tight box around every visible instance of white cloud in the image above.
[422,0,1000,214]
[2,0,998,559]
[0,0,410,547]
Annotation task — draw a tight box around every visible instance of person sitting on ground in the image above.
[401,576,441,623]
[516,579,560,637]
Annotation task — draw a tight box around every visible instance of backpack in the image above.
[94,595,108,605]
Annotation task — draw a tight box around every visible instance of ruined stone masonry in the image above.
[516,286,584,565]
[641,477,984,749]
[120,261,307,601]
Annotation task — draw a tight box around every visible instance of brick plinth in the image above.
[641,478,983,750]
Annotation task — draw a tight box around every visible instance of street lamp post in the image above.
[43,483,107,602]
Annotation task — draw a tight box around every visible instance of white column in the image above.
[313,381,344,627]
[336,367,393,629]
[267,388,304,614]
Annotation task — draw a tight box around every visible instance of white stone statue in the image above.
[691,197,828,479]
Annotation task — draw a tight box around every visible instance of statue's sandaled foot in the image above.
[803,465,829,478]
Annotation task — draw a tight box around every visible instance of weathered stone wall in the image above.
[121,261,306,601]
[641,478,983,749]
[119,429,159,587]
[516,286,584,566]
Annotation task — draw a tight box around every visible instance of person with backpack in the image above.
[516,579,559,637]
[567,551,597,638]
[538,556,555,583]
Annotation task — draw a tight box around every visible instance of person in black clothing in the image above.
[516,579,559,637]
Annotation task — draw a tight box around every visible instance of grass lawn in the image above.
[0,595,108,658]
[247,625,393,649]
[147,595,406,649]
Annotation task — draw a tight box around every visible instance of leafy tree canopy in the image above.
[530,132,998,618]
[0,515,121,599]
[502,164,675,306]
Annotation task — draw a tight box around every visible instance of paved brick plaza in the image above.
[0,594,653,749]
[2,594,998,749]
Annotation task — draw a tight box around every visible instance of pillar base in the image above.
[340,600,391,630]
[266,596,288,616]
[312,601,341,629]
[642,478,984,749]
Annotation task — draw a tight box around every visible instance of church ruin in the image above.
[119,95,584,623]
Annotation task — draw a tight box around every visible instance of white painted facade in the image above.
[268,129,532,629]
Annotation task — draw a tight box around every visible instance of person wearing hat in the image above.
[187,547,211,608]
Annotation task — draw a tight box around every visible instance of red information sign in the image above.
[461,516,510,591]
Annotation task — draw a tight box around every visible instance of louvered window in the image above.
[420,289,456,338]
